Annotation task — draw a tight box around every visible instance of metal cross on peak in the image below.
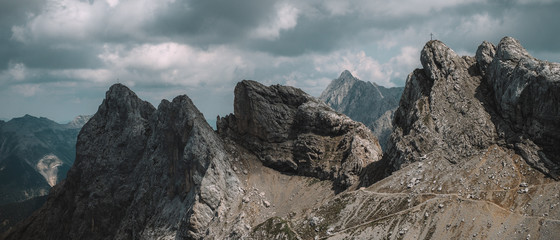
[431,33,433,40]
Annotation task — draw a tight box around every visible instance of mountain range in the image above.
[0,114,90,233]
[2,36,560,239]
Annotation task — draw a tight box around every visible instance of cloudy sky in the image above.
[1,0,559,123]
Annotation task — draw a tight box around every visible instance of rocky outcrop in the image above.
[485,37,560,178]
[218,80,382,190]
[385,40,497,172]
[320,70,403,150]
[386,37,560,179]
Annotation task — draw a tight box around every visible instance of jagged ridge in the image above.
[3,81,380,239]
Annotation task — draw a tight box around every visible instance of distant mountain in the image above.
[0,115,90,205]
[65,115,92,129]
[320,70,403,149]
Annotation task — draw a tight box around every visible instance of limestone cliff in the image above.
[218,80,382,190]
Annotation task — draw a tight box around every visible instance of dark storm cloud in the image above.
[248,10,428,56]
[0,0,45,25]
[2,44,103,69]
[145,0,275,45]
[0,0,45,69]
[504,2,560,53]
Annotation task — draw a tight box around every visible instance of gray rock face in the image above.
[387,37,560,179]
[475,40,496,75]
[218,80,382,190]
[386,40,497,172]
[320,70,403,150]
[486,37,560,177]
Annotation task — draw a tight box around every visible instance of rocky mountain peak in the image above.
[65,115,92,129]
[387,39,497,172]
[219,80,381,189]
[485,36,560,178]
[232,80,312,139]
[475,40,496,75]
[386,36,560,178]
[420,40,465,81]
[97,84,155,129]
[338,69,357,82]
[494,36,532,62]
[5,80,380,239]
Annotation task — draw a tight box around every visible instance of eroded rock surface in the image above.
[218,80,382,190]
[386,40,497,172]
[486,37,560,178]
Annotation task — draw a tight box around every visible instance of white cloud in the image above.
[387,46,421,81]
[321,1,351,16]
[251,3,300,40]
[2,0,559,123]
[51,69,114,83]
[11,0,174,44]
[99,42,254,87]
